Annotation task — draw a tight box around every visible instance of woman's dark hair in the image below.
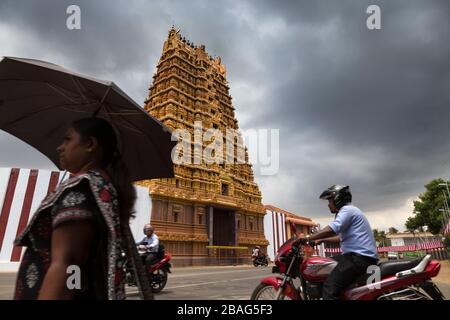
[71,117,136,223]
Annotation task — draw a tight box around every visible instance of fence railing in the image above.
[324,244,449,260]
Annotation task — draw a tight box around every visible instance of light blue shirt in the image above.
[137,234,159,253]
[329,205,378,260]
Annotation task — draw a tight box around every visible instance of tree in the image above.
[388,227,399,234]
[406,178,450,235]
[373,229,390,246]
[373,229,379,245]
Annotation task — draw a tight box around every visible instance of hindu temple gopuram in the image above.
[140,27,269,265]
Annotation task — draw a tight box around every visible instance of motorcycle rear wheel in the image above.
[250,283,292,300]
[419,280,445,300]
[150,269,168,293]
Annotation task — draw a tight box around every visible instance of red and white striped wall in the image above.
[263,209,287,262]
[324,247,343,254]
[0,168,69,271]
[0,167,152,272]
[324,241,445,256]
[377,241,444,253]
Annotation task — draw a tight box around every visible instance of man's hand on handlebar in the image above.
[293,237,316,247]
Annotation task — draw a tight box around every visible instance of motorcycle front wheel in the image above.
[250,283,292,300]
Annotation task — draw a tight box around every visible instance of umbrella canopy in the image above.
[0,56,176,181]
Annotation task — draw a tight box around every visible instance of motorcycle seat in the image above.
[346,257,424,289]
[378,257,423,278]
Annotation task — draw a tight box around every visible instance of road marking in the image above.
[170,268,270,279]
[126,275,264,295]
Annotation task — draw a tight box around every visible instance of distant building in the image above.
[264,205,317,261]
[387,231,442,247]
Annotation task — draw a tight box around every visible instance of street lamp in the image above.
[439,209,447,235]
[441,193,450,221]
[438,182,450,199]
[438,189,450,222]
[439,182,450,220]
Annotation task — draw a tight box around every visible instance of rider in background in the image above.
[252,246,261,260]
[137,224,160,266]
[252,245,268,264]
[294,185,378,300]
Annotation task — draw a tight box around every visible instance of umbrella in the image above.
[0,56,176,181]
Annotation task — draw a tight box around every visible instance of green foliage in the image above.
[373,229,391,246]
[406,179,450,235]
[388,227,399,234]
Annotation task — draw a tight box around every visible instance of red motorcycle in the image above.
[251,237,445,300]
[123,244,172,293]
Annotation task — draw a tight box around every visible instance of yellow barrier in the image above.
[206,245,248,250]
[206,245,250,265]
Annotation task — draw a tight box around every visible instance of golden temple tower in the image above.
[141,27,268,265]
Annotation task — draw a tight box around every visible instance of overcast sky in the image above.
[1,0,449,231]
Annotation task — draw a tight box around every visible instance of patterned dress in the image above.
[13,170,127,300]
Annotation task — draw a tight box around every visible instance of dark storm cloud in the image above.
[0,0,173,100]
[1,0,450,229]
[246,0,450,225]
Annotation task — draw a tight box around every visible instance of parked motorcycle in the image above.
[123,244,172,293]
[251,237,445,300]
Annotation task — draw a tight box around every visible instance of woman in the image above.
[13,117,150,300]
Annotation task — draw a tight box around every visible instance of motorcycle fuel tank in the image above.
[301,256,337,282]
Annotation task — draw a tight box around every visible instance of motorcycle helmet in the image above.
[319,185,352,210]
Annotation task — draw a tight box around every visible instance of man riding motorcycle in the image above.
[136,224,160,267]
[252,246,268,266]
[294,185,378,300]
[252,246,262,259]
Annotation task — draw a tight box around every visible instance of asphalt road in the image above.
[1,264,449,300]
[127,265,272,300]
[0,265,273,300]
